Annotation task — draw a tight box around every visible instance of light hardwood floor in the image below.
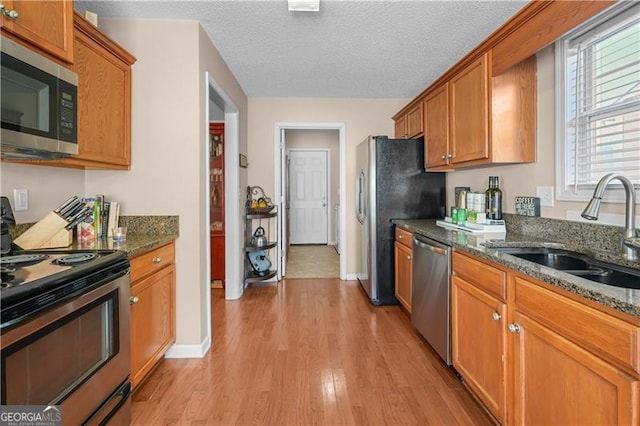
[131,279,493,425]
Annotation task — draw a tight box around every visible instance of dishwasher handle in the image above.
[413,235,449,256]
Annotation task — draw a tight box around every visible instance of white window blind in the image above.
[557,2,640,200]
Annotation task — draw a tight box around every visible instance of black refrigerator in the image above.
[355,135,446,305]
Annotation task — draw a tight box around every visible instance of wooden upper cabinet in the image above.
[394,102,423,139]
[424,83,449,168]
[0,0,74,63]
[406,102,423,138]
[422,52,535,171]
[394,114,407,139]
[52,13,136,170]
[450,53,490,165]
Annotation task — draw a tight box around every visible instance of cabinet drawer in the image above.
[130,242,175,283]
[514,276,640,376]
[452,251,506,301]
[395,227,413,249]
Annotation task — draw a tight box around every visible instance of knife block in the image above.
[14,212,73,249]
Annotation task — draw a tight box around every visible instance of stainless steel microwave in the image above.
[1,35,78,160]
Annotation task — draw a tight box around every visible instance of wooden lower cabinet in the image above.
[394,241,412,312]
[129,242,176,389]
[511,311,639,425]
[451,251,640,425]
[451,275,506,423]
[394,227,413,312]
[452,252,507,423]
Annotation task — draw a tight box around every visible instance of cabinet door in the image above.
[394,115,408,139]
[424,84,450,168]
[450,53,490,164]
[451,275,506,423]
[512,312,639,425]
[407,103,423,138]
[394,241,412,312]
[1,0,73,63]
[130,265,176,388]
[66,28,131,168]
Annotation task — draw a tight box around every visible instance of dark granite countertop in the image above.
[393,219,640,320]
[11,215,179,258]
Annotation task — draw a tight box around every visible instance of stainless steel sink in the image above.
[493,247,640,290]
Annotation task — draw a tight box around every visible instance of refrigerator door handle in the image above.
[356,170,366,224]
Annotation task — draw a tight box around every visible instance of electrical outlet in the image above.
[536,186,554,207]
[13,189,28,211]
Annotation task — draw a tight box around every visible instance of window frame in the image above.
[555,1,640,203]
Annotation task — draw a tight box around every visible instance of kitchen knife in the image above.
[62,202,85,220]
[65,207,93,230]
[54,196,78,214]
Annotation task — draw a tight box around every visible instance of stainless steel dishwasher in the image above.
[412,234,451,365]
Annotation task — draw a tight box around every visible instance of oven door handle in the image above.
[83,380,131,426]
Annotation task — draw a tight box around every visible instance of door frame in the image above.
[273,122,346,281]
[287,148,330,245]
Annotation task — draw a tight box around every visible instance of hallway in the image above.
[131,279,492,425]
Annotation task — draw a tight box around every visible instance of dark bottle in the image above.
[486,176,503,220]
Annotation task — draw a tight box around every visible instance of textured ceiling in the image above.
[76,0,528,98]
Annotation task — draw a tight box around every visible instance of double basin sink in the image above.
[492,247,640,290]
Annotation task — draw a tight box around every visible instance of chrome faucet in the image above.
[581,173,639,260]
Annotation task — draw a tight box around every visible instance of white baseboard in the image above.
[164,335,211,359]
[345,273,358,281]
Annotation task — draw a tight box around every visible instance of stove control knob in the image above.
[129,296,140,305]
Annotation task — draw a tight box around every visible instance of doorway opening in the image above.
[274,123,346,281]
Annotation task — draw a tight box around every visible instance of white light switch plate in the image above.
[536,186,554,207]
[13,189,28,211]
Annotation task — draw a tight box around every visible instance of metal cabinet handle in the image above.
[0,4,19,19]
[152,256,162,264]
[441,155,446,160]
[447,154,453,158]
[398,234,403,239]
[507,323,521,333]
[492,312,501,321]
[407,255,411,260]
[130,296,139,304]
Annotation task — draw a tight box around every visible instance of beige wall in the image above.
[1,163,85,223]
[85,18,248,350]
[446,45,637,222]
[247,98,409,275]
[286,130,340,244]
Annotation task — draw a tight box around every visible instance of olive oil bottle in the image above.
[485,176,503,220]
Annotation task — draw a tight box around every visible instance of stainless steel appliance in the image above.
[355,135,445,305]
[1,202,131,424]
[1,35,78,160]
[412,234,451,365]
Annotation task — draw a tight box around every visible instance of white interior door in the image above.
[289,150,328,244]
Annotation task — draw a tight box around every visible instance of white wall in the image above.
[286,130,340,244]
[446,45,637,222]
[85,18,248,351]
[247,98,409,276]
